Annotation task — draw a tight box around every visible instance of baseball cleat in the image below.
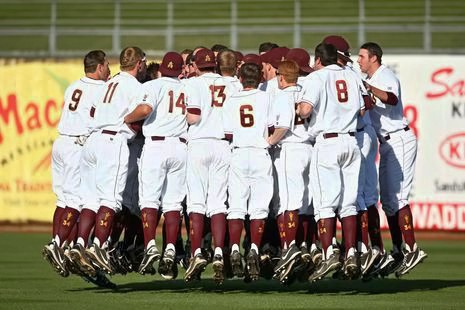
[378,250,404,278]
[308,253,342,282]
[395,247,428,278]
[230,250,244,278]
[343,254,361,280]
[42,242,69,277]
[87,243,113,275]
[360,248,380,276]
[158,249,176,280]
[70,244,96,277]
[184,253,207,282]
[212,254,225,285]
[137,245,160,275]
[245,249,260,282]
[273,244,301,274]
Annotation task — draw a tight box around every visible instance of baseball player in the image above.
[42,50,110,277]
[183,48,232,284]
[83,46,147,275]
[223,62,275,282]
[123,52,188,279]
[217,50,243,93]
[298,43,365,282]
[323,35,382,277]
[358,42,427,277]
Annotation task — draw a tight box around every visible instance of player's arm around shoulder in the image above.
[184,82,202,125]
[124,82,154,124]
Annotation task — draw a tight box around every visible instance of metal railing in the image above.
[0,0,464,57]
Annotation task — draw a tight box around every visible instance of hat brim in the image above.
[300,65,314,73]
[337,51,353,63]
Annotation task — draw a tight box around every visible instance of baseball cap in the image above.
[322,35,352,62]
[242,53,262,67]
[159,51,183,77]
[234,50,244,63]
[260,47,290,69]
[194,48,216,68]
[285,48,313,74]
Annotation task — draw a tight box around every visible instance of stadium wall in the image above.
[1,55,464,231]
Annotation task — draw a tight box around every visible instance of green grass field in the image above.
[1,232,464,309]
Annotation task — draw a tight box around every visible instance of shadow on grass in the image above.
[67,277,465,295]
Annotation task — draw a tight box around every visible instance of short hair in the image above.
[314,43,338,66]
[180,48,193,55]
[119,46,145,71]
[144,62,160,81]
[360,42,383,64]
[239,63,261,89]
[277,60,299,84]
[185,52,194,65]
[259,42,279,54]
[84,50,106,74]
[217,50,237,76]
[211,44,229,53]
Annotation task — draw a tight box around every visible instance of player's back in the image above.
[58,77,106,136]
[224,89,273,148]
[305,65,363,135]
[141,77,187,138]
[93,72,142,138]
[186,72,230,140]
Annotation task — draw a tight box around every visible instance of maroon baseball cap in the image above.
[194,48,216,68]
[159,51,183,77]
[322,35,353,62]
[242,53,262,67]
[234,50,244,63]
[285,48,313,74]
[260,47,290,69]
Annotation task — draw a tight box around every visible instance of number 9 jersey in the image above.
[57,77,106,136]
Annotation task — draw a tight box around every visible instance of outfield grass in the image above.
[1,232,464,309]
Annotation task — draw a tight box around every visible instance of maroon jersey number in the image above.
[103,82,119,103]
[68,89,83,111]
[240,104,254,127]
[168,90,186,114]
[335,80,348,103]
[210,85,226,107]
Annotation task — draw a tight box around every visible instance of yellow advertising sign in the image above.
[0,61,119,222]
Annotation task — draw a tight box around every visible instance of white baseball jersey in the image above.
[58,77,106,136]
[92,72,143,139]
[223,89,274,148]
[139,77,188,139]
[52,77,106,211]
[184,72,232,140]
[223,75,243,94]
[301,65,364,137]
[272,85,311,144]
[259,77,280,101]
[137,76,188,213]
[367,65,416,216]
[224,88,274,220]
[185,72,232,217]
[91,71,143,212]
[367,64,409,136]
[304,64,363,221]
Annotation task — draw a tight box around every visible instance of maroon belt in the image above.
[384,126,410,142]
[102,130,117,135]
[323,132,355,139]
[151,136,186,144]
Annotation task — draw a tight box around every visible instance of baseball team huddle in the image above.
[42,35,428,288]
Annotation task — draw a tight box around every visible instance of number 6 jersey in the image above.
[223,88,274,148]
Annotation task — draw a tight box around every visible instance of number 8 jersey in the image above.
[57,77,106,136]
[301,64,364,136]
[223,88,274,148]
